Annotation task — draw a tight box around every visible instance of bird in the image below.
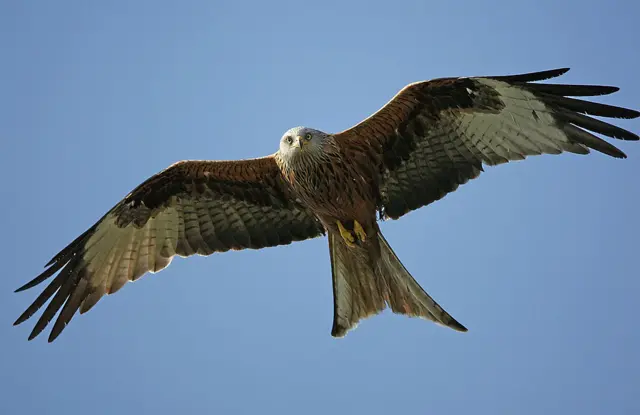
[14,67,639,343]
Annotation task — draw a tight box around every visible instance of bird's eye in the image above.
[305,133,312,140]
[286,136,293,144]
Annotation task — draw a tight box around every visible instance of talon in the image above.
[336,221,356,248]
[353,220,367,243]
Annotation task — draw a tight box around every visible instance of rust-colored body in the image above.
[278,139,382,239]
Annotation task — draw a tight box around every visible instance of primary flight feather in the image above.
[15,68,639,342]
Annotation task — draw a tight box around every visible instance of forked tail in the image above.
[328,229,467,337]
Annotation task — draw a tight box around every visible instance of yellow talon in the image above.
[353,220,367,243]
[336,221,356,248]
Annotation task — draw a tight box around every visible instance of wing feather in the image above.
[15,156,324,342]
[334,68,639,219]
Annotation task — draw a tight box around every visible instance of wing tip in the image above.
[27,328,41,341]
[625,108,640,120]
[14,271,52,293]
[610,147,629,159]
[602,85,621,95]
[550,67,571,77]
[13,314,28,326]
[14,285,29,294]
[47,327,64,343]
[490,67,571,83]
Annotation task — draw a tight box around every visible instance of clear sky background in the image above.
[2,1,639,414]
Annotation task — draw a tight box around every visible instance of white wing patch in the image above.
[79,206,181,307]
[460,78,588,165]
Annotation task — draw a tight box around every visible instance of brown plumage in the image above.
[15,67,639,342]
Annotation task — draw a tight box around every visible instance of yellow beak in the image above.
[295,136,305,148]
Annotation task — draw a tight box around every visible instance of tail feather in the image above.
[376,233,467,332]
[329,232,386,337]
[328,229,466,337]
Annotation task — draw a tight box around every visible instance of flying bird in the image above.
[14,68,639,342]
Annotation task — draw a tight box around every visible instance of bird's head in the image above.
[278,126,330,166]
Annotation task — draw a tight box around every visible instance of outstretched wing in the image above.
[15,157,324,342]
[333,68,639,219]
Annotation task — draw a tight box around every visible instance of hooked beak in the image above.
[295,136,305,149]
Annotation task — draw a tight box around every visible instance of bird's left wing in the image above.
[333,68,639,219]
[15,156,324,342]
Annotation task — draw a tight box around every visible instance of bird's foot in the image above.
[336,220,367,248]
[336,220,356,248]
[353,220,367,243]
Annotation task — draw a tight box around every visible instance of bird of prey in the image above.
[14,68,639,343]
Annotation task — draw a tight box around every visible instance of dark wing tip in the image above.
[15,285,30,294]
[15,263,65,293]
[13,257,73,324]
[624,107,640,119]
[500,69,640,158]
[14,311,30,326]
[15,274,49,293]
[598,86,620,95]
[17,223,98,294]
[489,68,570,83]
[47,326,65,343]
[528,83,622,98]
[14,234,90,341]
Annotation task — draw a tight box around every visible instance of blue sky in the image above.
[2,1,639,414]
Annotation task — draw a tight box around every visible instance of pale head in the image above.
[277,126,330,167]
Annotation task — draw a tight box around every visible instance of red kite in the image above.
[14,68,639,342]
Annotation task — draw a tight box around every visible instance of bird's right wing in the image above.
[333,68,639,220]
[15,156,324,342]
